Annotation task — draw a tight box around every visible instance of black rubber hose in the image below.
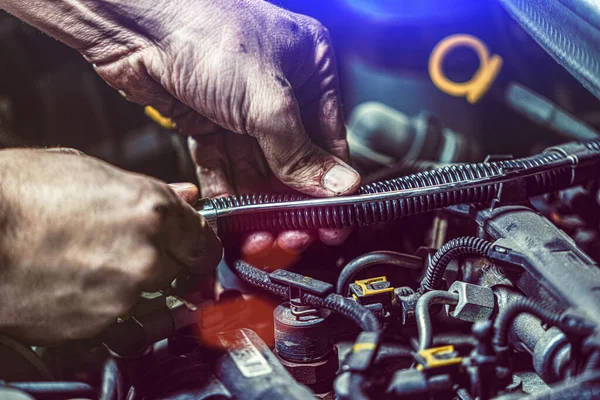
[100,358,124,400]
[312,293,381,332]
[416,290,460,350]
[232,260,380,332]
[492,298,562,352]
[231,259,288,298]
[420,237,493,292]
[336,251,423,295]
[586,350,600,371]
[348,373,370,400]
[10,382,96,399]
[212,148,583,234]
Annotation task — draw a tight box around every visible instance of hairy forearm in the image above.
[0,0,176,62]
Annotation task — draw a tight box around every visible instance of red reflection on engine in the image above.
[195,295,277,349]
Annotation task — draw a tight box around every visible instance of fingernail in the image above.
[323,165,360,194]
[169,182,196,189]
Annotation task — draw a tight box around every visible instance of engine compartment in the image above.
[2,1,600,399]
[2,139,600,400]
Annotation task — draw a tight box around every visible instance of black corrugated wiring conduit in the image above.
[420,237,494,292]
[199,140,600,235]
[586,351,600,372]
[232,260,381,332]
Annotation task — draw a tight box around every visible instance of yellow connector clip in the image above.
[145,106,176,130]
[355,276,394,299]
[416,345,462,371]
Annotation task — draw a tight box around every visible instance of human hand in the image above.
[0,149,221,344]
[79,0,360,256]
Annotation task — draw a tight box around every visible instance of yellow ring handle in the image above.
[429,34,503,104]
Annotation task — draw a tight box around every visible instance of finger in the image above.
[249,77,360,197]
[169,205,223,274]
[154,184,223,274]
[188,135,234,198]
[224,135,278,257]
[44,147,86,156]
[168,182,200,205]
[170,105,222,137]
[266,179,317,254]
[296,31,351,163]
[318,227,352,247]
[225,133,271,194]
[276,230,315,254]
[141,250,185,292]
[241,231,276,258]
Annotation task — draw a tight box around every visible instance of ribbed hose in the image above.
[420,237,494,292]
[492,298,562,352]
[232,260,381,332]
[213,151,574,234]
[586,351,600,371]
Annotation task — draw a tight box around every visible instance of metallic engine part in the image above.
[396,290,421,325]
[493,286,571,383]
[533,327,571,383]
[274,303,333,363]
[476,205,600,325]
[276,349,338,397]
[195,198,218,234]
[445,281,495,322]
[416,290,459,350]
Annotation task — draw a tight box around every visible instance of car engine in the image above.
[2,1,600,400]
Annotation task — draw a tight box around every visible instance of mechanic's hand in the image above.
[81,0,361,256]
[0,149,221,344]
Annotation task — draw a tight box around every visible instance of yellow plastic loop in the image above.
[145,106,176,130]
[429,34,503,104]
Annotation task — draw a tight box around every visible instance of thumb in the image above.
[251,85,360,197]
[168,182,200,205]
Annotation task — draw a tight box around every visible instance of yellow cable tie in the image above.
[145,106,177,129]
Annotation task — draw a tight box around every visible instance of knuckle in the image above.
[304,17,331,42]
[277,139,317,182]
[128,247,161,285]
[270,89,298,115]
[133,181,176,234]
[247,86,297,137]
[275,12,303,36]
